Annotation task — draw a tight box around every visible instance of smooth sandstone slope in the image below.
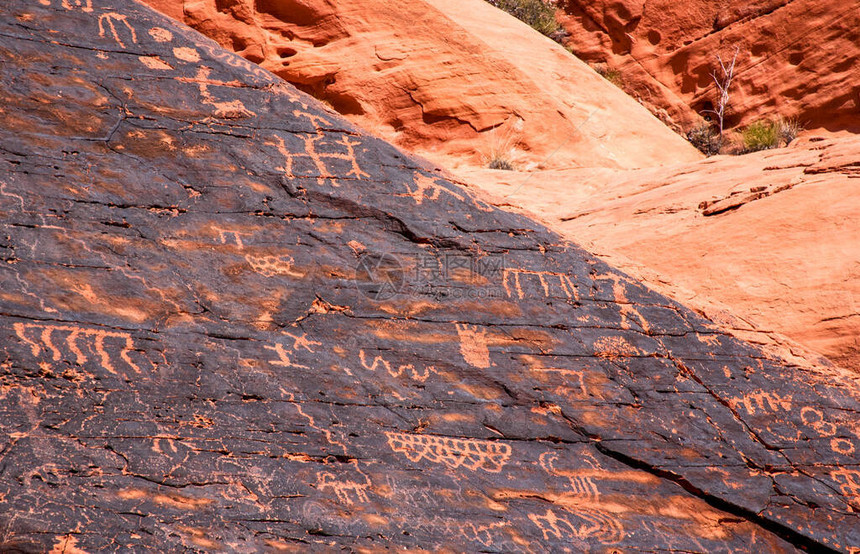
[460,134,860,371]
[557,0,860,132]
[3,0,860,551]
[143,0,701,170]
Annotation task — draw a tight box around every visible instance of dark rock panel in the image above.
[0,0,857,551]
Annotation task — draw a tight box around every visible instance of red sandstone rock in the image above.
[143,0,701,170]
[557,0,860,133]
[460,134,860,371]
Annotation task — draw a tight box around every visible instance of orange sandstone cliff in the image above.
[143,0,702,170]
[557,0,860,133]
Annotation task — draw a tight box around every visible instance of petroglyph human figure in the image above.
[385,432,511,473]
[14,322,145,376]
[267,120,369,188]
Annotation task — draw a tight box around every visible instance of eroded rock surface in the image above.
[0,1,859,552]
[141,0,701,171]
[557,0,860,132]
[462,134,860,372]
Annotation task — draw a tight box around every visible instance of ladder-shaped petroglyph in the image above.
[528,508,624,545]
[502,268,578,301]
[14,322,150,377]
[455,324,491,369]
[385,432,511,473]
[358,350,435,382]
[97,13,137,49]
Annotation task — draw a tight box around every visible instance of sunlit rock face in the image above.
[0,1,858,552]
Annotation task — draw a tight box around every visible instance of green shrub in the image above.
[741,119,780,152]
[487,0,562,38]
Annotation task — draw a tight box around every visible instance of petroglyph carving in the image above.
[831,469,860,501]
[539,452,600,500]
[729,392,792,416]
[596,273,649,332]
[359,350,434,382]
[61,0,92,12]
[532,367,586,395]
[456,324,491,369]
[268,124,369,187]
[502,268,578,300]
[460,521,508,548]
[139,56,172,70]
[98,13,136,49]
[264,342,308,370]
[832,437,856,456]
[14,322,146,376]
[402,172,493,212]
[385,432,511,473]
[198,43,277,85]
[245,254,303,278]
[529,508,623,544]
[800,406,837,436]
[593,336,642,359]
[285,332,321,353]
[404,172,466,205]
[193,67,255,119]
[214,228,246,249]
[317,471,371,505]
[173,47,200,63]
[148,27,173,43]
